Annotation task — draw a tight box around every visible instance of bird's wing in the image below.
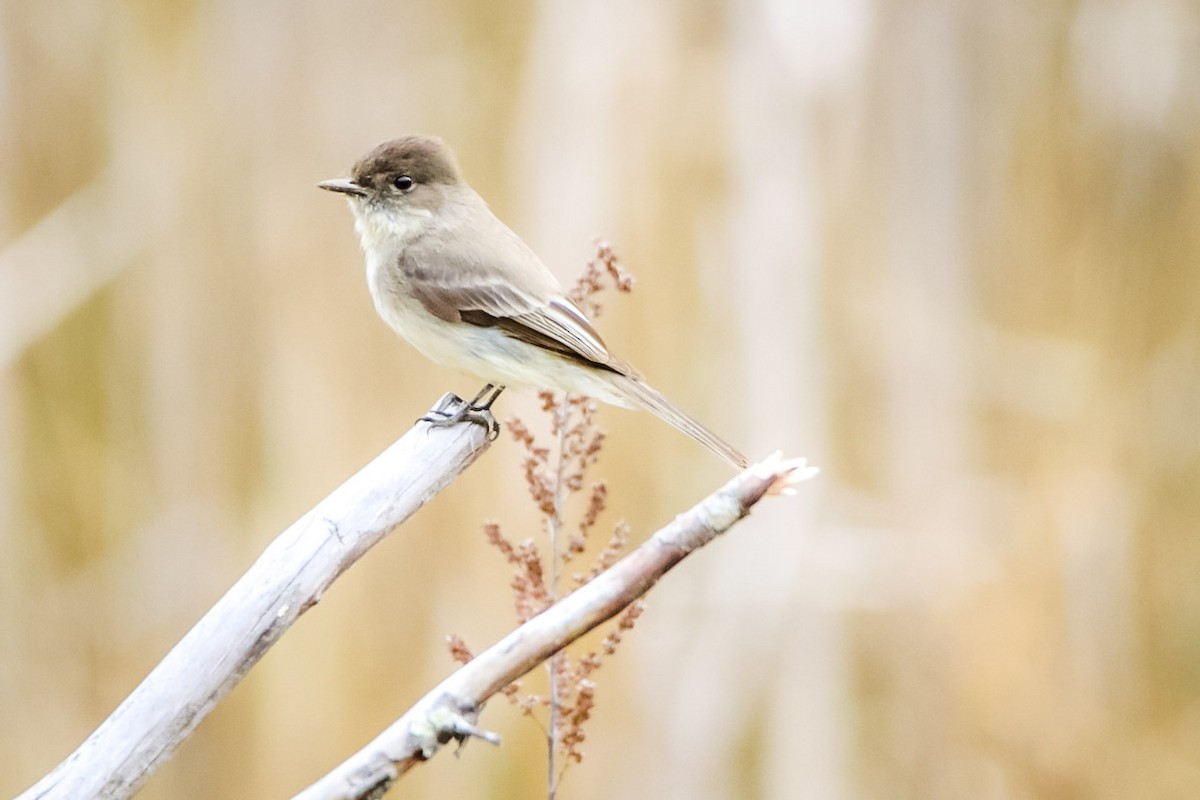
[400,216,631,375]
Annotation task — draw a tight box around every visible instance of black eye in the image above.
[393,174,414,191]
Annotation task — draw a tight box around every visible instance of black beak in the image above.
[318,178,369,197]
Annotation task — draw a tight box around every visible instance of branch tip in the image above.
[751,452,820,496]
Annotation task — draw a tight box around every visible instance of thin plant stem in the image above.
[546,397,570,800]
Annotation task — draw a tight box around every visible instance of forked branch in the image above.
[293,453,817,800]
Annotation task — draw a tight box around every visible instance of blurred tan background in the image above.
[2,1,1199,798]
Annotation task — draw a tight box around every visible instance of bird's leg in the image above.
[422,384,495,422]
[472,383,505,411]
[420,384,505,440]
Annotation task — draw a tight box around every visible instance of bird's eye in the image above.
[393,175,414,191]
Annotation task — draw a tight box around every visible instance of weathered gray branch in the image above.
[293,454,817,800]
[18,394,495,800]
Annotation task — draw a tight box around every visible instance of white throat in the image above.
[350,201,433,255]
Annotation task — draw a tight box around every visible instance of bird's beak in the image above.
[318,178,369,197]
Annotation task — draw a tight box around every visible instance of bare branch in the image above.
[293,453,818,800]
[17,395,495,800]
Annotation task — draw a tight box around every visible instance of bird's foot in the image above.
[419,384,505,441]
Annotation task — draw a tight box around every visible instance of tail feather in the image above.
[605,374,748,469]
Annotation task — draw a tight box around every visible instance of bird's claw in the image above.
[418,385,505,441]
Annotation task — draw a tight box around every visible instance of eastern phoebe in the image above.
[319,135,747,469]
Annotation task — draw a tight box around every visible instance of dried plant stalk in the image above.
[449,241,644,793]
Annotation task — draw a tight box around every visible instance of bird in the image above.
[319,135,747,469]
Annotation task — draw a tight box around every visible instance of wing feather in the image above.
[399,208,631,375]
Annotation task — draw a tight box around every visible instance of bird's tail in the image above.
[604,373,748,469]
